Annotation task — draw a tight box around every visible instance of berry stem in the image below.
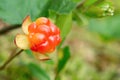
[0,49,23,70]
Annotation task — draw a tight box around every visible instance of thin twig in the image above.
[0,24,21,35]
[0,49,23,70]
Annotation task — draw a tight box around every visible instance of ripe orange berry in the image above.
[28,17,61,54]
[36,17,50,26]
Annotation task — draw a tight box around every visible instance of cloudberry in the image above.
[15,16,61,60]
[28,17,61,53]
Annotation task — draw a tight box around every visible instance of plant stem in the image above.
[55,73,59,80]
[0,24,21,35]
[0,49,23,70]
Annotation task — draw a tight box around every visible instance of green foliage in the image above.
[85,1,114,17]
[84,0,98,7]
[57,46,71,74]
[88,14,120,40]
[0,0,50,24]
[0,0,77,24]
[27,63,50,80]
[24,49,34,58]
[0,0,120,80]
[56,13,72,40]
[49,0,76,14]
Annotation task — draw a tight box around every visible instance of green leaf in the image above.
[49,10,58,23]
[88,14,120,40]
[24,49,33,58]
[27,63,50,80]
[49,0,76,14]
[85,5,104,18]
[72,0,82,3]
[73,10,88,26]
[84,0,98,7]
[0,0,50,24]
[56,12,72,40]
[57,46,71,74]
[45,60,54,65]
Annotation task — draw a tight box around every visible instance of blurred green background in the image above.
[0,0,120,80]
